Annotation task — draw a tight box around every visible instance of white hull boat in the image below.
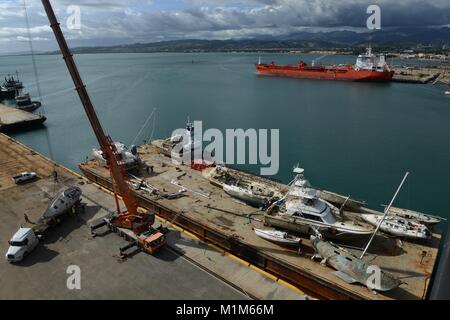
[92,141,139,167]
[254,228,301,246]
[39,186,82,223]
[223,184,271,208]
[265,167,373,237]
[386,206,443,225]
[361,214,431,240]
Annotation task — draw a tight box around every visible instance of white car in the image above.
[5,228,39,262]
[12,172,37,184]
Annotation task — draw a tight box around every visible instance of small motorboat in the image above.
[254,228,301,246]
[361,214,431,240]
[384,206,444,225]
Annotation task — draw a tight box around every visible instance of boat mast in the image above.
[360,171,409,259]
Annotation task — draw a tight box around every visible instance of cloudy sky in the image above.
[0,0,449,54]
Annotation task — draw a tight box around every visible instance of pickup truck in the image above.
[12,172,37,184]
[5,228,39,262]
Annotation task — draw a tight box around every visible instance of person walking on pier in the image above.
[24,213,33,224]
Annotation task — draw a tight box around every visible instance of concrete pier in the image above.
[0,103,46,132]
[0,133,304,300]
[392,66,447,84]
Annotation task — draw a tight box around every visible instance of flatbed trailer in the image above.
[79,141,442,300]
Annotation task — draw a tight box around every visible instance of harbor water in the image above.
[1,52,449,220]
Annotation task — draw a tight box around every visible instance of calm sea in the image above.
[1,52,449,219]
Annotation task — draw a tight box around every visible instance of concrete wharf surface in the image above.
[0,103,46,132]
[0,133,304,300]
[392,66,448,84]
[80,141,442,300]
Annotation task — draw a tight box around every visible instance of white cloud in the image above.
[0,0,448,53]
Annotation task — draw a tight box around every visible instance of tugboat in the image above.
[0,75,23,99]
[256,46,394,82]
[14,89,41,112]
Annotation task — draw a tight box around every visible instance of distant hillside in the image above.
[57,27,450,54]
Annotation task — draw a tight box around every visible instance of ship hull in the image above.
[256,64,393,82]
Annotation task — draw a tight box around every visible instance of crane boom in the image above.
[41,0,143,229]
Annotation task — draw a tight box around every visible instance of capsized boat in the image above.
[254,228,301,246]
[265,168,373,236]
[361,214,431,240]
[384,206,444,225]
[38,186,82,223]
[256,46,394,82]
[311,235,401,291]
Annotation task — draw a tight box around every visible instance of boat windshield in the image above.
[321,208,337,224]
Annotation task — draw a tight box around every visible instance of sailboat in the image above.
[361,214,431,239]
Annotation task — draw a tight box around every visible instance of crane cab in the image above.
[137,227,168,254]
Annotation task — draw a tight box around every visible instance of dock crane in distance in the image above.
[41,0,168,254]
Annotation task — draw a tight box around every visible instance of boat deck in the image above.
[80,141,442,300]
[0,103,46,132]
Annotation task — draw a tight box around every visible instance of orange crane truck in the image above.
[41,0,168,255]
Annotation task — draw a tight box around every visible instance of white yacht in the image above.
[265,168,373,236]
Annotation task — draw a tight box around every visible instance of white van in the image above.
[5,228,39,262]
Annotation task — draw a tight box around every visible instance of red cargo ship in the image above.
[256,47,394,82]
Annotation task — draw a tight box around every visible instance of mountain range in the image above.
[57,27,450,54]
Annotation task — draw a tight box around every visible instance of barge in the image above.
[79,140,443,300]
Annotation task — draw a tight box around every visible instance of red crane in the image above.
[41,0,155,237]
